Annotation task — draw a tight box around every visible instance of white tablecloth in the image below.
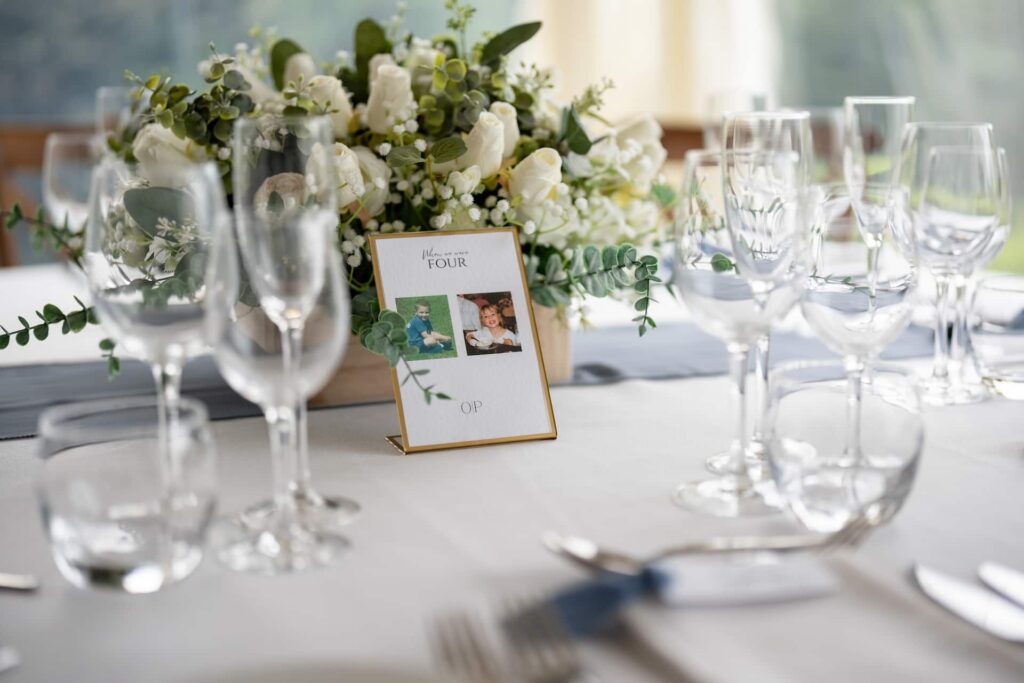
[1,372,1023,682]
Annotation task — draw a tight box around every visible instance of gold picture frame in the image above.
[368,227,557,453]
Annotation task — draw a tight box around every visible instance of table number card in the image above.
[369,228,557,453]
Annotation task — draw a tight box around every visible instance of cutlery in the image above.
[979,562,1024,608]
[428,610,504,683]
[0,572,39,592]
[913,564,1024,642]
[500,596,586,683]
[543,515,875,576]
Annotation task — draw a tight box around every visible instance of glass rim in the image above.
[38,396,209,446]
[844,95,916,104]
[95,155,221,177]
[977,274,1024,294]
[903,121,994,131]
[232,113,335,131]
[769,358,920,384]
[46,131,103,146]
[722,109,810,121]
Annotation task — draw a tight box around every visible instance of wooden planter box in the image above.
[310,303,572,408]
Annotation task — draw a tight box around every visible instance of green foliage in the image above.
[2,204,85,266]
[0,297,108,356]
[386,144,425,168]
[270,39,304,90]
[560,105,592,155]
[428,136,467,164]
[123,187,194,237]
[479,21,542,66]
[527,243,663,337]
[711,253,736,273]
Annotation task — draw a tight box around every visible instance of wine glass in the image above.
[85,158,226,462]
[804,106,845,184]
[953,147,1010,393]
[766,360,923,533]
[96,85,145,153]
[42,132,101,238]
[210,114,356,574]
[800,184,917,460]
[898,122,997,405]
[672,148,801,517]
[972,275,1024,399]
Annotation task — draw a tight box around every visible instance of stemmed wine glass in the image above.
[209,114,357,574]
[800,184,917,460]
[952,147,1010,392]
[85,158,227,480]
[96,85,146,153]
[899,123,999,405]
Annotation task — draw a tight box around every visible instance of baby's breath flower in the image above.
[574,197,589,211]
[377,142,392,156]
[485,196,497,208]
[346,253,362,268]
[459,193,474,207]
[489,208,504,224]
[405,119,420,133]
[396,179,410,192]
[366,219,379,231]
[414,138,427,152]
[393,220,405,231]
[468,207,482,221]
[392,123,406,135]
[439,186,453,200]
[523,220,537,235]
[496,199,510,213]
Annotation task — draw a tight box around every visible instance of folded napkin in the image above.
[541,554,837,638]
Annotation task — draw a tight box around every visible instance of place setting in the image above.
[1,2,1024,681]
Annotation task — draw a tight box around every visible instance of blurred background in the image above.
[1,0,1021,270]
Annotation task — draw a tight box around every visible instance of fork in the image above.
[501,596,586,683]
[428,610,505,683]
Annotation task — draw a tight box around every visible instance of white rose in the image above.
[437,111,505,178]
[132,123,209,187]
[489,101,520,159]
[253,172,306,217]
[308,142,365,207]
[509,147,562,206]
[352,146,392,217]
[587,136,621,168]
[616,115,667,192]
[364,64,414,135]
[284,52,317,85]
[368,53,396,85]
[307,75,353,138]
[447,165,481,196]
[565,152,594,179]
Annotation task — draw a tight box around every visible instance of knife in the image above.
[913,564,1024,642]
[979,562,1024,608]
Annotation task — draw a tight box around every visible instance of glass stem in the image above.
[726,342,752,486]
[931,275,952,384]
[751,334,770,447]
[279,322,309,500]
[265,404,299,514]
[843,355,865,464]
[152,360,183,481]
[950,274,971,373]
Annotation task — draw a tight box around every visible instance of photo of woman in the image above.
[460,291,522,356]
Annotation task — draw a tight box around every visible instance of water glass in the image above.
[37,398,216,593]
[766,361,923,533]
[972,275,1024,399]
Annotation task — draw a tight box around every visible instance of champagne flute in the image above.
[42,132,101,240]
[899,122,998,405]
[843,96,915,299]
[85,158,227,484]
[211,114,357,574]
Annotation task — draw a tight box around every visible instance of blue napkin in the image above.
[544,568,670,637]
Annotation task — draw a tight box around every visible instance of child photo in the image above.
[459,291,522,356]
[396,295,458,361]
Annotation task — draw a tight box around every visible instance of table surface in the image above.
[2,265,1024,682]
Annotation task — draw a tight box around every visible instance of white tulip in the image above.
[438,111,505,178]
[364,64,414,135]
[447,165,481,196]
[308,142,365,207]
[352,146,393,217]
[284,52,318,85]
[307,75,353,138]
[615,115,667,192]
[132,123,209,187]
[489,102,520,159]
[509,147,562,206]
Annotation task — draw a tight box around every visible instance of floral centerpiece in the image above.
[2,1,674,399]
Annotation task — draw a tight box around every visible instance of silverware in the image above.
[501,596,585,683]
[543,515,876,576]
[428,611,504,683]
[979,562,1024,608]
[913,564,1024,642]
[0,572,39,592]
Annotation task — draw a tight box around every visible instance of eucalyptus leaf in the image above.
[429,136,467,164]
[354,19,391,77]
[561,105,592,155]
[387,144,424,168]
[124,187,194,238]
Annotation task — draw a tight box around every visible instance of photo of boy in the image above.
[396,295,458,361]
[460,291,523,356]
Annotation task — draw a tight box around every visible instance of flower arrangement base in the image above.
[309,303,572,408]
